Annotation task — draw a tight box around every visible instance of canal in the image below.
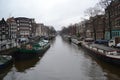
[1,36,120,80]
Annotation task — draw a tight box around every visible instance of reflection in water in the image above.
[3,57,40,80]
[97,61,120,80]
[92,57,120,80]
[2,36,120,80]
[50,37,56,45]
[79,46,120,80]
[0,65,12,80]
[62,36,120,80]
[14,57,40,72]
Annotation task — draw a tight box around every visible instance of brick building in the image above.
[105,0,120,39]
[15,17,36,38]
[83,15,105,40]
[92,15,105,40]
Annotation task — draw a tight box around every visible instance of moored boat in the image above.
[61,35,71,42]
[0,55,13,69]
[13,39,50,60]
[81,41,120,66]
[71,38,81,46]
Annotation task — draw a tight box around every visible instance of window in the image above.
[2,35,5,39]
[6,32,8,34]
[118,32,120,36]
[17,20,19,23]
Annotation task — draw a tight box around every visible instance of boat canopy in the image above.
[33,40,49,47]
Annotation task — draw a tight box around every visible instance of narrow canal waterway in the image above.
[2,36,120,80]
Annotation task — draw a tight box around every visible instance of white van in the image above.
[108,37,120,47]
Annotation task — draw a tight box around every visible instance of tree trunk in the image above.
[108,9,112,39]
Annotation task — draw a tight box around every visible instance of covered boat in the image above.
[13,40,50,60]
[71,38,81,46]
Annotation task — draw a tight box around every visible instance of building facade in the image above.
[84,15,105,40]
[0,18,9,41]
[84,20,93,38]
[7,17,17,40]
[105,0,120,39]
[36,23,44,36]
[92,15,105,40]
[15,17,36,38]
[76,21,86,38]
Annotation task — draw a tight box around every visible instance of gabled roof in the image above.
[0,18,8,26]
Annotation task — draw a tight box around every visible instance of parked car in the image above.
[95,40,108,45]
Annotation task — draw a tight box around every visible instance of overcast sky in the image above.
[0,0,99,30]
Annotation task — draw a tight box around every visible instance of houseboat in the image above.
[81,41,120,66]
[13,40,50,60]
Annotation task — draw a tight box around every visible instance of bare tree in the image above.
[99,0,114,9]
[84,4,104,17]
[99,0,114,39]
[84,7,95,17]
[84,7,100,40]
[94,3,105,15]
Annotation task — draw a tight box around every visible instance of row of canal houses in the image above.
[0,17,56,50]
[61,0,120,40]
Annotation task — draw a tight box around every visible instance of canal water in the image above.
[1,36,120,80]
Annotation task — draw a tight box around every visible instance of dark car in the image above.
[95,40,109,45]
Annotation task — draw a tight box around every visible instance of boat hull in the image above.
[13,44,50,60]
[0,56,13,69]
